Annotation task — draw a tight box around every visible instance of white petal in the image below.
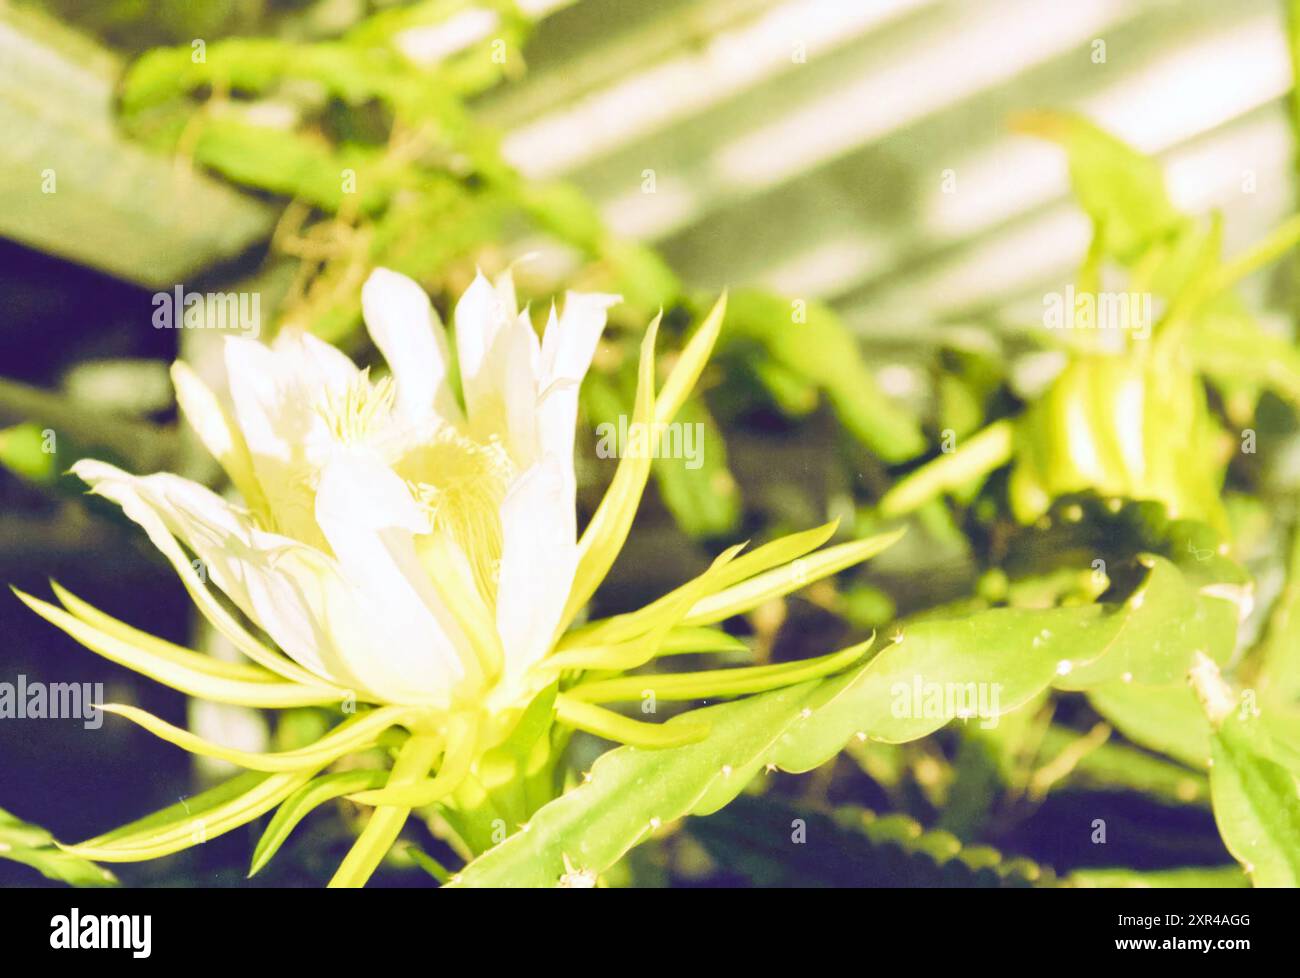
[536,291,620,520]
[454,272,507,417]
[72,460,357,692]
[494,266,519,321]
[456,272,542,427]
[315,451,478,702]
[454,273,545,465]
[361,267,460,424]
[170,360,269,518]
[499,312,543,467]
[539,291,621,391]
[222,333,357,549]
[495,458,578,686]
[315,447,429,534]
[271,328,360,385]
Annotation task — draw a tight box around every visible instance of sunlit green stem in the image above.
[1152,214,1221,344]
[1158,213,1300,346]
[1207,212,1300,297]
[877,419,1015,518]
[327,733,438,888]
[524,725,565,818]
[447,779,516,856]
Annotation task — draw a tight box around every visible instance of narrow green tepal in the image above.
[0,808,117,887]
[0,5,274,287]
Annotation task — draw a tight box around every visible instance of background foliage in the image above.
[4,0,1300,887]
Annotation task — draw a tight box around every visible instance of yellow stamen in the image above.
[398,426,516,609]
[317,371,396,445]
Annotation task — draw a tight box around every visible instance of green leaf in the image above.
[193,118,396,214]
[1205,709,1300,887]
[690,797,1048,887]
[1088,681,1210,770]
[448,679,825,887]
[451,542,1244,885]
[1066,866,1247,888]
[721,289,926,463]
[1187,292,1300,411]
[519,180,606,253]
[650,397,741,539]
[605,239,683,311]
[1035,725,1208,806]
[448,644,1062,888]
[939,695,1048,838]
[1014,111,1185,263]
[748,354,819,416]
[796,606,1113,748]
[1057,555,1236,688]
[120,39,407,117]
[1258,525,1300,709]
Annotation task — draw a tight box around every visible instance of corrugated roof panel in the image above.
[479,0,1295,340]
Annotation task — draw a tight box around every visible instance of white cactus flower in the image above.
[76,269,618,711]
[17,269,900,886]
